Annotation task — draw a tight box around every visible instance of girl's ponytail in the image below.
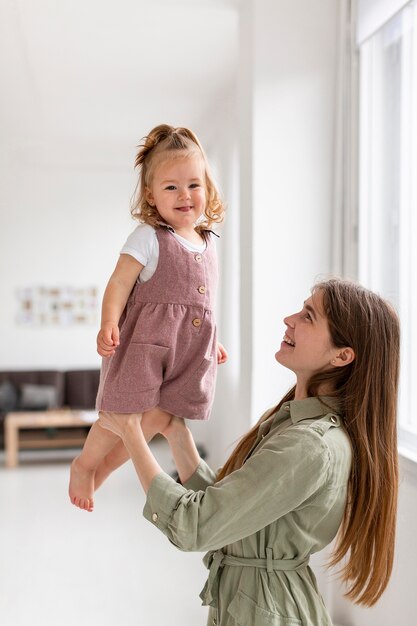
[134,124,178,170]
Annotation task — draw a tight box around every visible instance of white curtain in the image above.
[357,0,414,43]
[331,0,359,279]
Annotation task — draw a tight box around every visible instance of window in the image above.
[358,1,417,456]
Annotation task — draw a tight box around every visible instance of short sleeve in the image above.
[120,224,158,266]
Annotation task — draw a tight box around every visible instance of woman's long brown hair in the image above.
[217,279,400,607]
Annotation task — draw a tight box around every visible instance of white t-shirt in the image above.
[120,223,207,283]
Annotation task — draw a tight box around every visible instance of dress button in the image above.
[152,513,158,522]
[330,415,337,424]
[195,254,202,263]
[198,285,206,294]
[192,318,202,327]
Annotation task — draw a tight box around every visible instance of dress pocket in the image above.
[227,590,302,626]
[116,343,169,393]
[177,356,216,405]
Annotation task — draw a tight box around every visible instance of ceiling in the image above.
[0,0,239,167]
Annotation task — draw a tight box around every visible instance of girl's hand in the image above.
[97,323,120,357]
[217,342,228,365]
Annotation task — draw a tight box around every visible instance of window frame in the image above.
[357,3,417,459]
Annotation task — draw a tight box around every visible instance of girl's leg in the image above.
[93,406,173,491]
[69,416,122,511]
[94,439,130,491]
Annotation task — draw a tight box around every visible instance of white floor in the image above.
[0,441,209,626]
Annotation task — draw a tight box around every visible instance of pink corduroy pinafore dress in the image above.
[95,226,218,421]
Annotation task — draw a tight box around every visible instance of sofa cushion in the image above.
[19,383,59,410]
[0,380,19,412]
[65,369,100,409]
[0,371,65,407]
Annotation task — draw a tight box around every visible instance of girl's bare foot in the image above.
[69,456,95,512]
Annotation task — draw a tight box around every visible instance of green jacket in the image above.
[144,396,352,625]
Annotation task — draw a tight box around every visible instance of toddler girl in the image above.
[69,124,227,511]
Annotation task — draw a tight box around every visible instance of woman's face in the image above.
[275,290,338,383]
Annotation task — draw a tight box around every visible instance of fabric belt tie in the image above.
[199,549,310,607]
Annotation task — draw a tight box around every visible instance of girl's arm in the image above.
[97,254,144,357]
[217,342,228,365]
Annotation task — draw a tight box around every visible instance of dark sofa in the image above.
[0,369,100,448]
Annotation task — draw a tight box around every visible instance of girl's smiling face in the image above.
[145,154,206,236]
[275,290,354,397]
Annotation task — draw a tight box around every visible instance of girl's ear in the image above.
[331,347,355,368]
[145,187,155,206]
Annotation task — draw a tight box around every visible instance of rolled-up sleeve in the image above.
[143,428,331,552]
[182,459,218,491]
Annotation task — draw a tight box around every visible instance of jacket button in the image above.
[192,318,202,327]
[198,285,206,294]
[195,254,202,262]
[330,415,337,424]
[152,513,158,522]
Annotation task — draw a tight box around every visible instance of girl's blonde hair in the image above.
[131,124,225,232]
[217,278,400,607]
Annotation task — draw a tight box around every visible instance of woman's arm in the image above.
[97,254,143,357]
[97,413,202,489]
[98,412,162,492]
[97,411,202,492]
[161,417,201,484]
[99,413,332,553]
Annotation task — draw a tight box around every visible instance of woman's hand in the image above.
[159,415,188,441]
[97,411,162,494]
[98,411,141,439]
[98,407,185,443]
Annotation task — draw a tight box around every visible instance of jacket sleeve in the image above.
[143,427,331,552]
[181,459,218,491]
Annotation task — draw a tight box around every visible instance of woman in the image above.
[98,278,400,625]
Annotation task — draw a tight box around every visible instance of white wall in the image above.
[202,0,340,468]
[0,147,134,370]
[242,0,339,422]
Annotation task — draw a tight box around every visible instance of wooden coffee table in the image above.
[4,410,97,468]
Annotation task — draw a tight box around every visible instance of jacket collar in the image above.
[274,396,341,425]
